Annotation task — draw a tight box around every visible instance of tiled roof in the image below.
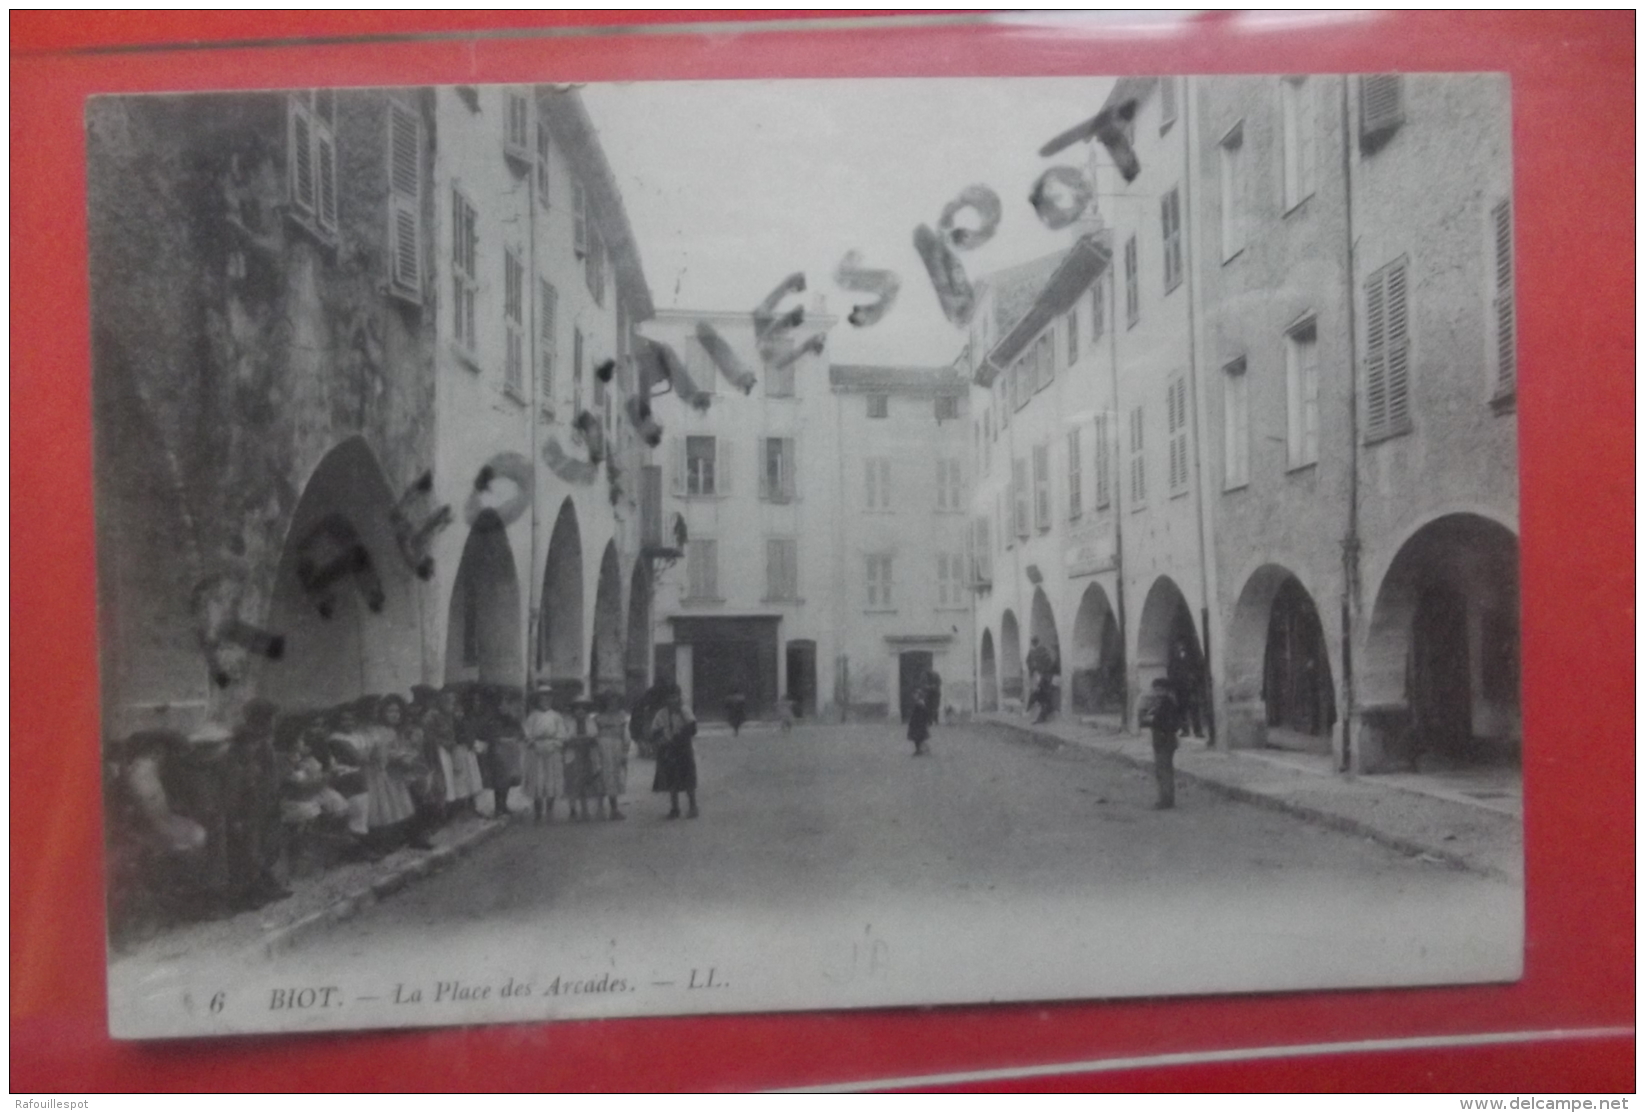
[977,251,1069,339]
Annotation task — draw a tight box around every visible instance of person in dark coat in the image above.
[1025,638,1057,723]
[650,684,699,819]
[1167,641,1205,738]
[1140,678,1185,809]
[906,687,932,756]
[725,689,748,737]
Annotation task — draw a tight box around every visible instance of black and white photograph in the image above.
[89,72,1523,1040]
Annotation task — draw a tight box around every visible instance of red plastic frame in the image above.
[10,10,1634,1093]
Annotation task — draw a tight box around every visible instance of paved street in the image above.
[109,720,1522,1037]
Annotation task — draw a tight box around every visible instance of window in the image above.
[866,393,888,419]
[865,554,894,610]
[1223,358,1250,490]
[687,539,719,601]
[1162,186,1184,292]
[1037,331,1055,390]
[1128,405,1146,507]
[504,90,531,163]
[936,458,963,511]
[1012,458,1030,538]
[586,227,606,306]
[972,517,992,584]
[1491,199,1516,403]
[1090,273,1106,342]
[1167,375,1191,494]
[761,437,796,502]
[1066,427,1082,518]
[1093,412,1113,510]
[573,328,584,416]
[571,175,588,256]
[386,100,422,303]
[535,118,551,206]
[767,358,795,398]
[864,457,892,510]
[503,247,524,398]
[288,91,338,238]
[1281,78,1318,210]
[1032,444,1051,530]
[1124,235,1140,326]
[1158,76,1178,132]
[686,436,718,496]
[1219,125,1244,261]
[538,280,558,414]
[450,188,478,356]
[1359,74,1404,152]
[1285,318,1321,469]
[765,538,798,601]
[935,395,959,421]
[1364,258,1412,441]
[937,552,966,607]
[997,377,1011,430]
[1066,308,1079,365]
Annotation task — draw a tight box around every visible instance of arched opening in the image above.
[1361,513,1520,772]
[624,557,653,702]
[978,628,998,712]
[1027,586,1063,715]
[1223,564,1334,752]
[442,511,522,686]
[1070,584,1125,715]
[590,540,625,699]
[263,437,422,709]
[999,609,1023,705]
[538,498,584,694]
[1137,576,1205,735]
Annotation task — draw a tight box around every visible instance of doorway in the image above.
[898,650,934,723]
[786,639,816,719]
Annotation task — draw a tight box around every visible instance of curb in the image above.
[254,818,509,960]
[986,718,1511,883]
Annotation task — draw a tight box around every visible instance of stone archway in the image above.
[1137,576,1204,734]
[1070,583,1124,715]
[590,540,625,699]
[442,511,522,686]
[1360,513,1520,772]
[1224,564,1334,752]
[262,436,422,709]
[538,498,584,693]
[979,628,998,712]
[999,609,1023,705]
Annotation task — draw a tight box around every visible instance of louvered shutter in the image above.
[289,99,315,215]
[315,126,338,233]
[539,280,557,401]
[1360,74,1404,146]
[386,103,422,300]
[1384,260,1410,433]
[1493,201,1515,396]
[783,437,797,501]
[716,436,732,495]
[758,439,772,500]
[1364,268,1389,438]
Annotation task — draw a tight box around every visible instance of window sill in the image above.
[1362,424,1412,447]
[1170,486,1192,500]
[1164,277,1184,297]
[759,495,799,506]
[1221,246,1245,266]
[1223,480,1249,495]
[935,604,971,613]
[761,596,805,606]
[1285,460,1319,475]
[680,596,725,607]
[679,491,730,501]
[503,385,528,408]
[284,208,338,253]
[1283,193,1313,218]
[1490,389,1516,415]
[450,346,482,375]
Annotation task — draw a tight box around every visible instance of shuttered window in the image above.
[761,437,796,502]
[504,90,531,161]
[538,280,558,413]
[1281,77,1318,210]
[972,517,992,583]
[864,457,891,510]
[1066,427,1082,519]
[1219,125,1244,261]
[1167,376,1191,493]
[1093,413,1113,510]
[1037,332,1055,390]
[865,555,893,610]
[1090,273,1106,342]
[450,188,478,355]
[1129,405,1146,508]
[1124,236,1140,326]
[1286,320,1321,468]
[1162,186,1184,292]
[1492,200,1515,401]
[765,538,798,601]
[572,175,588,256]
[1032,444,1051,531]
[1223,358,1250,490]
[1364,258,1412,442]
[687,539,719,601]
[288,92,338,238]
[1359,74,1404,152]
[536,119,552,206]
[386,101,421,303]
[1012,458,1030,538]
[686,436,717,496]
[503,248,524,398]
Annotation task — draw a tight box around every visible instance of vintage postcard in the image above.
[91,73,1523,1039]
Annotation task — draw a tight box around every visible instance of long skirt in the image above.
[596,735,628,796]
[522,743,565,800]
[440,745,483,801]
[651,739,697,794]
[363,764,416,829]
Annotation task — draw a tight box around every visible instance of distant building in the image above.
[88,84,655,736]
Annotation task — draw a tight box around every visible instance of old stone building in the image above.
[89,85,655,736]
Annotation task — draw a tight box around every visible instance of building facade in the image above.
[89,84,655,738]
[966,73,1519,778]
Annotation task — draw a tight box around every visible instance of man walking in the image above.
[1140,678,1184,809]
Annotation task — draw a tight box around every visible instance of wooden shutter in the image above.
[572,176,587,256]
[315,126,338,233]
[289,97,315,215]
[782,438,797,501]
[1384,260,1410,432]
[1364,267,1389,437]
[385,102,420,299]
[539,280,557,401]
[1360,74,1404,147]
[1493,200,1515,396]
